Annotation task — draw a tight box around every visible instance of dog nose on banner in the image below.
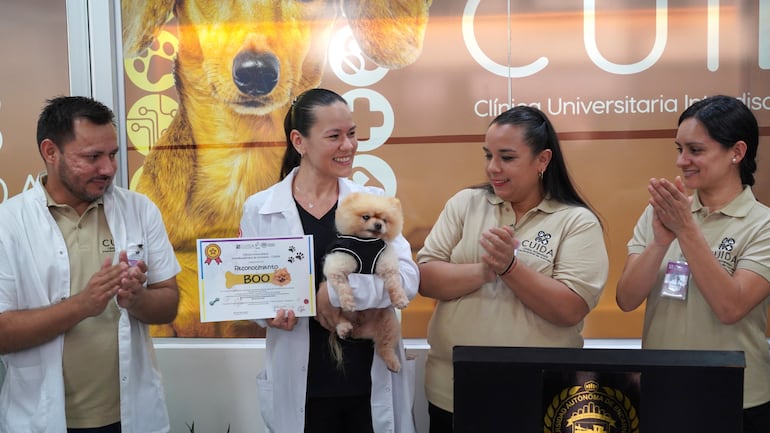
[232,51,279,96]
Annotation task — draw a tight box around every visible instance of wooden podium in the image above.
[453,346,745,433]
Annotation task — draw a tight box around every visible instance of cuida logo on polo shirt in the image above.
[101,238,115,255]
[520,230,555,259]
[714,236,738,270]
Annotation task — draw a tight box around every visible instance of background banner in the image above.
[0,0,70,206]
[116,0,770,338]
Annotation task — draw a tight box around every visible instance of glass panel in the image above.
[119,0,770,339]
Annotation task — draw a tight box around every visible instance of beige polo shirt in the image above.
[417,188,609,412]
[47,190,120,428]
[628,186,770,408]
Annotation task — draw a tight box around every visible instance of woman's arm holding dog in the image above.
[315,282,339,332]
[326,234,418,309]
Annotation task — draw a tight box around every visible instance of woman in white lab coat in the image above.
[240,88,419,433]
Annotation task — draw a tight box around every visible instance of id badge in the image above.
[126,243,144,267]
[661,261,689,300]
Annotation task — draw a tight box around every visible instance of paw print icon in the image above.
[287,246,304,263]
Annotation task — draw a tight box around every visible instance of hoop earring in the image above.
[538,170,544,180]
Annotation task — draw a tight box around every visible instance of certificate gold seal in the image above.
[204,243,223,264]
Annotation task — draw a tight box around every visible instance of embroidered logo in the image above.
[520,229,556,260]
[718,237,735,252]
[536,230,552,245]
[713,237,738,273]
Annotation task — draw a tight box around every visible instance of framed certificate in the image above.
[197,236,315,322]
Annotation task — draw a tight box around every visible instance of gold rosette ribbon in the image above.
[204,244,223,265]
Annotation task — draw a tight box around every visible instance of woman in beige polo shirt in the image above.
[417,105,609,433]
[616,95,770,433]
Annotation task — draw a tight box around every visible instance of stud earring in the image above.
[732,157,737,164]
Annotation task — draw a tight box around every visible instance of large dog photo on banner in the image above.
[121,0,432,337]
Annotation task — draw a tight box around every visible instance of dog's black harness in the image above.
[327,234,387,274]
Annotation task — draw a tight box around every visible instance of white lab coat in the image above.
[0,177,181,433]
[240,168,419,433]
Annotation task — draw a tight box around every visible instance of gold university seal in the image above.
[544,380,639,433]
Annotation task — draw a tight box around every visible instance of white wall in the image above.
[155,338,640,433]
[155,339,432,433]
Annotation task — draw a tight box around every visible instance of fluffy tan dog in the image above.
[323,192,409,372]
[121,0,432,337]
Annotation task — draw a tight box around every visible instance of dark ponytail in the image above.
[679,95,759,186]
[279,88,347,180]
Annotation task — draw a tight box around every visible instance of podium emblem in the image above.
[544,380,639,433]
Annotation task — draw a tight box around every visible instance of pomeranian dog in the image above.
[323,192,409,372]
